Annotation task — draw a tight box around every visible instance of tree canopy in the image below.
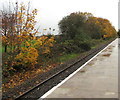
[58,12,116,40]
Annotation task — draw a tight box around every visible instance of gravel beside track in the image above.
[2,39,116,100]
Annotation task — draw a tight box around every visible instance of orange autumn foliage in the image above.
[86,17,116,39]
[15,36,54,68]
[2,3,55,69]
[15,47,38,67]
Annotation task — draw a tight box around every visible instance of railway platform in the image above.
[40,39,118,98]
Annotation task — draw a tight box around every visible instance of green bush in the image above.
[79,42,91,51]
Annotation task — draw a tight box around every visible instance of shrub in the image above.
[15,47,38,69]
[79,42,91,51]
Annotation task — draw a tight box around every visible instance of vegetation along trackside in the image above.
[1,2,117,96]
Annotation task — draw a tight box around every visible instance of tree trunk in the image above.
[4,45,7,53]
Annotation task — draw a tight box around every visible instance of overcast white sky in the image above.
[0,0,119,34]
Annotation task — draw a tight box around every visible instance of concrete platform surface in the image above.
[40,39,118,98]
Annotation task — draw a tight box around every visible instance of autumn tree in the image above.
[97,18,116,38]
[59,11,116,40]
[2,2,38,52]
[2,2,54,72]
[86,17,116,39]
[86,17,102,39]
[58,12,93,39]
[1,7,16,52]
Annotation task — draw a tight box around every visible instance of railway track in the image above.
[2,39,116,100]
